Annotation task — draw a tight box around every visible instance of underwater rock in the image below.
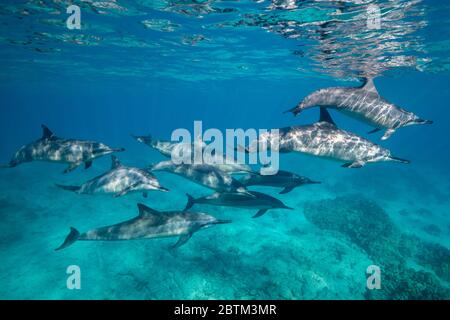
[304,195,450,299]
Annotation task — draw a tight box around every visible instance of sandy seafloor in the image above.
[0,147,448,300]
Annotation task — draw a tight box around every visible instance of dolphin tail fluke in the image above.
[184,194,196,211]
[55,227,80,251]
[283,106,300,116]
[55,184,81,192]
[389,156,410,164]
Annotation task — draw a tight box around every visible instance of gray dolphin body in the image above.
[55,203,230,250]
[132,134,203,158]
[185,191,293,218]
[240,170,320,194]
[286,79,432,140]
[151,160,250,193]
[133,134,251,174]
[1,125,125,173]
[56,156,168,197]
[244,108,409,168]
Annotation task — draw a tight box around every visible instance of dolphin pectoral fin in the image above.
[342,161,365,169]
[368,128,381,134]
[252,209,268,218]
[169,233,193,250]
[279,186,296,194]
[381,129,395,140]
[63,163,80,174]
[114,182,140,197]
[84,161,92,169]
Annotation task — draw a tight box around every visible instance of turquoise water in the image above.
[0,0,449,299]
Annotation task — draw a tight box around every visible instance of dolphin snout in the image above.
[158,186,170,192]
[112,147,126,152]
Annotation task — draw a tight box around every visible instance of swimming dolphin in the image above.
[240,170,321,194]
[0,125,125,173]
[132,134,206,158]
[150,160,252,194]
[55,203,231,250]
[133,134,251,174]
[285,78,433,140]
[240,108,410,168]
[184,192,293,218]
[56,156,168,197]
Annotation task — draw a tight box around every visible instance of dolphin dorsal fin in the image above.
[137,203,161,217]
[319,108,336,126]
[41,124,54,139]
[111,155,122,169]
[361,78,379,95]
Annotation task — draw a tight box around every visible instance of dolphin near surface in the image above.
[240,108,410,168]
[184,191,293,218]
[240,170,321,194]
[56,156,168,198]
[0,125,125,173]
[55,203,231,250]
[285,78,433,140]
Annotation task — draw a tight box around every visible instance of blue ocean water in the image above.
[0,0,449,299]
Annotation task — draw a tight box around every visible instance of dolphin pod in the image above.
[0,78,430,251]
[1,124,125,173]
[286,78,433,140]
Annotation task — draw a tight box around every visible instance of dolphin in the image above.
[285,79,433,140]
[184,192,293,218]
[150,160,252,194]
[56,156,168,198]
[55,203,231,250]
[240,170,321,194]
[0,125,125,173]
[133,134,251,174]
[241,108,410,168]
[132,134,205,158]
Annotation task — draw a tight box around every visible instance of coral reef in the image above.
[304,195,450,300]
